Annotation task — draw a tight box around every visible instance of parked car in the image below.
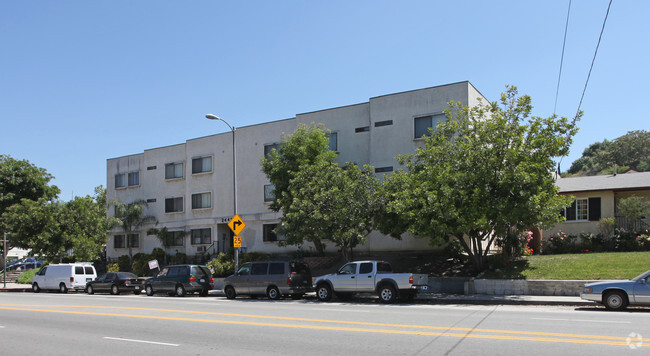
[32,263,97,293]
[7,257,43,271]
[223,260,313,300]
[144,264,213,297]
[86,272,147,295]
[313,260,428,303]
[581,270,650,311]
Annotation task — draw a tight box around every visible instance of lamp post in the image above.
[205,114,239,271]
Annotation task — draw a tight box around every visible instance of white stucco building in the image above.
[106,81,488,260]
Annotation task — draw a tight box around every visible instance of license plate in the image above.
[86,278,92,282]
[135,286,140,290]
[200,279,205,283]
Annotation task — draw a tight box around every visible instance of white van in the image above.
[32,263,97,293]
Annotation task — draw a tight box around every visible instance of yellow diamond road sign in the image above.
[233,236,242,248]
[228,214,246,236]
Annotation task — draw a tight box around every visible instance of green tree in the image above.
[146,226,187,264]
[377,86,579,271]
[0,155,60,255]
[60,187,111,261]
[280,161,381,261]
[111,199,156,263]
[260,123,338,255]
[568,130,650,175]
[617,196,650,229]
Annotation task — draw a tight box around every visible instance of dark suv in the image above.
[223,260,313,300]
[144,264,214,297]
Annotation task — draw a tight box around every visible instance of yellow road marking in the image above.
[0,305,647,348]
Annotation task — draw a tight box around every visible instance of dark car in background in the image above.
[144,264,213,297]
[86,272,146,295]
[223,260,313,300]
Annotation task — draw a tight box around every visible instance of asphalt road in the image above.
[0,292,649,355]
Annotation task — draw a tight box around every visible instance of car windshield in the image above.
[631,271,650,281]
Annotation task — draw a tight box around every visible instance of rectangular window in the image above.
[128,233,139,248]
[165,197,183,213]
[269,262,285,275]
[355,126,370,133]
[128,172,139,186]
[146,198,156,203]
[375,166,393,173]
[251,263,269,276]
[264,143,281,157]
[414,114,445,138]
[169,230,185,247]
[328,132,338,151]
[191,192,211,209]
[115,174,126,188]
[192,157,212,174]
[191,228,211,245]
[564,198,601,221]
[264,184,275,202]
[375,120,393,127]
[165,162,184,179]
[263,223,286,242]
[114,234,126,248]
[147,166,157,170]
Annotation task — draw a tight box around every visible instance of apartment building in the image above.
[106,81,488,260]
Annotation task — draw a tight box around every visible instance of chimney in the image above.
[613,163,617,176]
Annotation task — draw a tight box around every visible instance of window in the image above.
[192,157,212,174]
[165,162,184,179]
[564,198,601,221]
[264,184,275,202]
[359,262,373,274]
[191,228,211,245]
[169,230,185,247]
[338,263,357,275]
[269,262,285,275]
[263,223,285,242]
[375,120,393,127]
[355,126,370,133]
[114,234,139,248]
[128,233,139,248]
[414,114,445,138]
[146,198,157,203]
[191,192,211,209]
[115,174,126,188]
[375,166,393,173]
[147,166,157,170]
[328,132,338,151]
[264,143,281,157]
[165,197,183,213]
[114,234,126,248]
[251,263,269,275]
[75,266,84,274]
[128,172,139,186]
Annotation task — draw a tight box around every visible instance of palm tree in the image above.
[146,226,187,264]
[110,199,156,264]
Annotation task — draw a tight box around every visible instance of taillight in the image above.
[70,277,74,283]
[409,275,413,284]
[287,277,291,285]
[189,277,196,282]
[209,278,214,283]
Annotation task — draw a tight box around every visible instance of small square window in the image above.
[165,162,184,179]
[264,184,275,202]
[128,172,139,186]
[191,192,211,209]
[169,230,185,247]
[165,197,183,213]
[264,143,281,157]
[192,157,212,174]
[128,233,139,248]
[115,174,126,188]
[263,224,286,242]
[414,114,445,138]
[191,228,211,245]
[114,234,126,248]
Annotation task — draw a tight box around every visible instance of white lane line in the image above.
[104,337,179,346]
[531,317,630,324]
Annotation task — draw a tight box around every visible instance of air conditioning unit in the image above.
[196,246,206,252]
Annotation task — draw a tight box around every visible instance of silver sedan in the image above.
[581,270,650,311]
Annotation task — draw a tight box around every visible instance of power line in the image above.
[554,0,572,115]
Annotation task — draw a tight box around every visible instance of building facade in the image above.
[106,81,488,260]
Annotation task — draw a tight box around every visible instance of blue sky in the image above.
[1,1,648,200]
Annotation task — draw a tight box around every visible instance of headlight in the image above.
[584,287,593,293]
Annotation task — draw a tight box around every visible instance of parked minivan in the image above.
[144,264,214,297]
[32,263,97,293]
[223,260,313,300]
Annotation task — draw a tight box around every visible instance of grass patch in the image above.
[481,251,650,280]
[17,268,39,284]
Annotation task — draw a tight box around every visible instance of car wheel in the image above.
[111,284,119,295]
[378,284,397,304]
[175,284,186,297]
[316,283,332,302]
[59,283,68,294]
[224,286,236,300]
[291,293,303,300]
[145,285,154,296]
[604,290,628,311]
[267,286,280,300]
[87,285,94,294]
[32,283,40,293]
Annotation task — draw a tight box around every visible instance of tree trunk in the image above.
[313,239,326,256]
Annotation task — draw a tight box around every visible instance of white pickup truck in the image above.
[313,260,428,303]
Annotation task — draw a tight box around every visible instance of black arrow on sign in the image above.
[233,220,242,230]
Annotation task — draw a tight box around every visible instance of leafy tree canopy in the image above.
[377,86,579,271]
[567,130,650,175]
[110,199,156,262]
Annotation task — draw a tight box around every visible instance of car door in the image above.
[152,267,170,291]
[249,262,269,295]
[356,262,375,292]
[232,264,252,294]
[92,274,108,292]
[333,263,358,292]
[633,276,650,304]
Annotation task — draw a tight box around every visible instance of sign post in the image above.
[227,214,246,267]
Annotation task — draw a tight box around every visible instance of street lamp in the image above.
[205,114,239,271]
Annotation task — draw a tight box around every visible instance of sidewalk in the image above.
[0,282,591,306]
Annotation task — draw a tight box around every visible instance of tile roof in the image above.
[556,171,650,193]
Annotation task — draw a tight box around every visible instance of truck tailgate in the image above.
[412,274,428,286]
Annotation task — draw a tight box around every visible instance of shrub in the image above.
[497,231,533,258]
[132,253,153,276]
[544,231,578,254]
[598,217,616,238]
[117,255,131,272]
[107,263,120,273]
[207,253,235,277]
[444,238,465,262]
[151,248,166,264]
[17,268,38,284]
[613,228,647,252]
